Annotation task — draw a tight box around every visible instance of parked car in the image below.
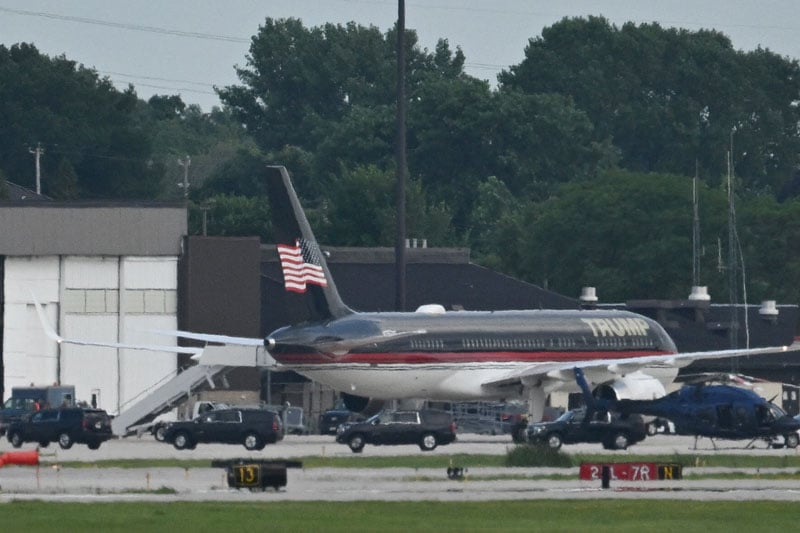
[319,401,364,435]
[525,408,647,450]
[162,408,283,451]
[336,409,457,453]
[6,407,113,450]
[263,404,309,435]
[452,402,528,435]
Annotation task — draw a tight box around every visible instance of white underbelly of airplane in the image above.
[287,360,680,402]
[290,362,527,400]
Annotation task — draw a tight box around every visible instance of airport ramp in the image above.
[111,364,228,436]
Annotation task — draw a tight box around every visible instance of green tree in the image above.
[738,196,800,303]
[47,158,80,199]
[516,170,729,301]
[187,195,272,240]
[467,176,524,271]
[0,169,9,199]
[500,17,800,195]
[316,165,455,247]
[0,43,161,198]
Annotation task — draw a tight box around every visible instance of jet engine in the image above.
[592,371,667,402]
[340,392,385,416]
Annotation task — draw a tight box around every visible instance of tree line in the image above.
[2,16,800,304]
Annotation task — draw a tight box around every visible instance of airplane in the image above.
[34,166,800,440]
[254,166,799,430]
[573,367,800,449]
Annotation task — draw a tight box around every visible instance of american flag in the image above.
[276,238,328,293]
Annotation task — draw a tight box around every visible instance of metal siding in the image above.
[0,206,186,256]
[2,258,61,395]
[3,256,60,302]
[123,257,178,290]
[62,314,120,412]
[118,315,179,412]
[63,256,119,289]
[2,303,59,393]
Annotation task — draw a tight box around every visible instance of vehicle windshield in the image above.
[769,403,788,419]
[555,410,580,423]
[365,412,384,424]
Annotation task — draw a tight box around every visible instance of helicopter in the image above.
[573,367,800,449]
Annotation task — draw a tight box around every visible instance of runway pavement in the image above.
[2,432,800,502]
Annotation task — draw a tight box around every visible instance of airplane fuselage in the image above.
[266,308,678,400]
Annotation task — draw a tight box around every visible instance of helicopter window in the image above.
[734,406,748,428]
[716,406,734,429]
[769,403,787,420]
[755,405,772,425]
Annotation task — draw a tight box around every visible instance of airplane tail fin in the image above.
[266,166,352,323]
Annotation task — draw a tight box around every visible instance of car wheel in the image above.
[785,433,799,449]
[154,425,167,442]
[348,433,365,453]
[646,422,657,436]
[546,433,563,450]
[610,432,630,450]
[58,432,74,450]
[87,441,101,450]
[9,431,23,448]
[173,431,192,450]
[243,432,264,451]
[419,433,438,451]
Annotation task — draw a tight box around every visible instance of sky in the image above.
[1,0,799,112]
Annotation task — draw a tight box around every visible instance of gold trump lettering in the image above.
[581,318,650,337]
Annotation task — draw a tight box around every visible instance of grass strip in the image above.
[2,500,800,532]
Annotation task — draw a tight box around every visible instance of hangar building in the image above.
[0,199,186,413]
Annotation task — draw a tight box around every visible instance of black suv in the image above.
[162,408,283,451]
[336,409,456,453]
[6,407,113,450]
[525,408,647,450]
[318,401,364,435]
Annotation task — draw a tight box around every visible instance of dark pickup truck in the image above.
[525,408,647,450]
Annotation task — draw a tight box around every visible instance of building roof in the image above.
[3,181,50,201]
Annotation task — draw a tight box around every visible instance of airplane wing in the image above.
[138,328,264,347]
[32,295,204,356]
[483,344,800,390]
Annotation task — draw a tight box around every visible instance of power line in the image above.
[0,6,250,43]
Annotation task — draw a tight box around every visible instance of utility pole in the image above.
[177,155,191,198]
[29,143,44,195]
[394,0,408,312]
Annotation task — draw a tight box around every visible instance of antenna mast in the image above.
[692,164,701,287]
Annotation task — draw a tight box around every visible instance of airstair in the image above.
[111,364,228,436]
[111,344,275,436]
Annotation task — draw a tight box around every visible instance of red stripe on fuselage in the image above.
[271,350,674,365]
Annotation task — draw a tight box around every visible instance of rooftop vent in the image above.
[688,286,711,301]
[579,287,598,303]
[759,300,779,317]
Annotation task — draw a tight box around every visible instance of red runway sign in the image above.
[580,462,682,481]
